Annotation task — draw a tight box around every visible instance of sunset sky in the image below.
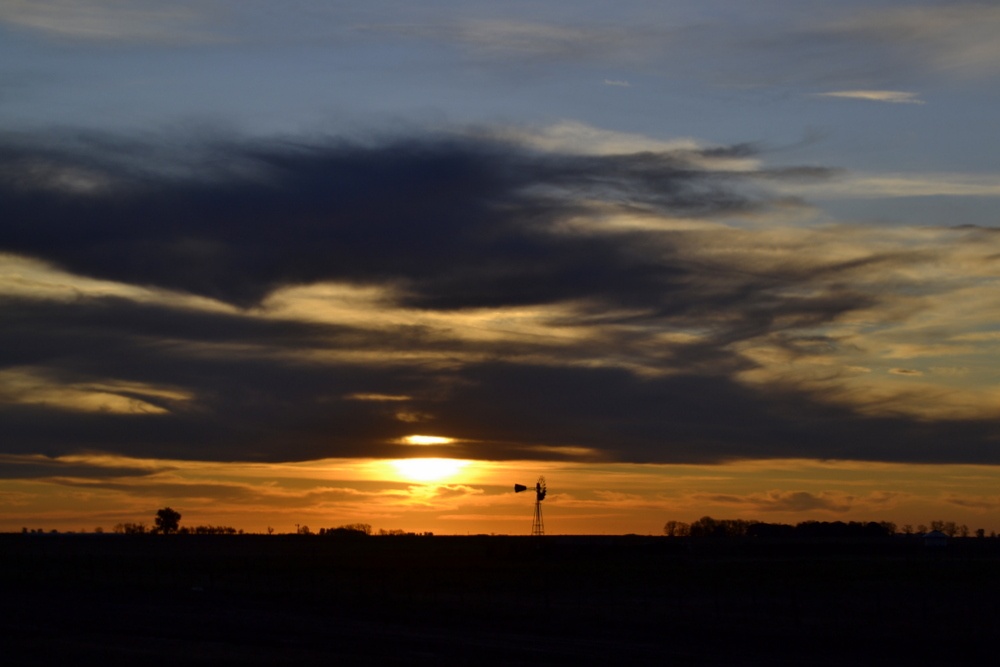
[4,1,1000,535]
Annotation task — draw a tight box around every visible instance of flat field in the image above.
[2,534,997,665]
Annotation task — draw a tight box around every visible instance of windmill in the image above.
[514,476,547,536]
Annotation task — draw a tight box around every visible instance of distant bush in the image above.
[113,522,147,535]
[319,523,371,537]
[665,517,903,539]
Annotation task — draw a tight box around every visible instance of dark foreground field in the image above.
[2,534,998,665]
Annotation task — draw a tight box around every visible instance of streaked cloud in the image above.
[480,121,705,157]
[945,495,1000,510]
[345,393,412,402]
[776,172,1000,199]
[0,0,208,43]
[371,17,644,63]
[699,490,852,513]
[814,90,924,104]
[452,19,619,58]
[0,367,189,414]
[826,3,1000,77]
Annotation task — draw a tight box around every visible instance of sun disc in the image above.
[402,435,454,445]
[391,458,469,482]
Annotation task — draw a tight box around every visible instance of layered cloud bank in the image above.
[3,126,1000,470]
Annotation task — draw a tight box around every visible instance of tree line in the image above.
[95,511,432,537]
[664,516,995,539]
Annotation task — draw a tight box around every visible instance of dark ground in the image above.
[1,534,998,665]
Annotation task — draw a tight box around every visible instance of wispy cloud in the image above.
[371,17,647,64]
[946,494,1000,510]
[700,490,852,513]
[775,172,1000,198]
[0,0,209,43]
[827,4,1000,77]
[690,488,909,516]
[813,90,924,104]
[455,19,616,58]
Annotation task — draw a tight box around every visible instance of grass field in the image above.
[2,534,998,665]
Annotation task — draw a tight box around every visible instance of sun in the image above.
[400,434,454,446]
[390,458,470,483]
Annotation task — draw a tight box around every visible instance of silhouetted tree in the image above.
[154,507,181,534]
[930,520,958,537]
[689,516,756,538]
[747,522,795,538]
[688,516,718,537]
[663,520,691,537]
[341,523,372,535]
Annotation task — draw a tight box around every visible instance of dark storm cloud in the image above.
[3,129,1000,468]
[0,130,795,308]
[7,299,998,466]
[0,454,165,480]
[429,362,1000,466]
[46,477,262,503]
[0,294,450,461]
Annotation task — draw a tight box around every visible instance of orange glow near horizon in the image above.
[7,455,1000,536]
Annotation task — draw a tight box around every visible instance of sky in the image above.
[3,0,1000,535]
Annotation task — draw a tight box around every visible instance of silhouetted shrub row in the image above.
[180,525,241,535]
[665,516,993,539]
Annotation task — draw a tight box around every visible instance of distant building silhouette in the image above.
[923,530,948,548]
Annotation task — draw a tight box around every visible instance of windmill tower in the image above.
[514,476,547,536]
